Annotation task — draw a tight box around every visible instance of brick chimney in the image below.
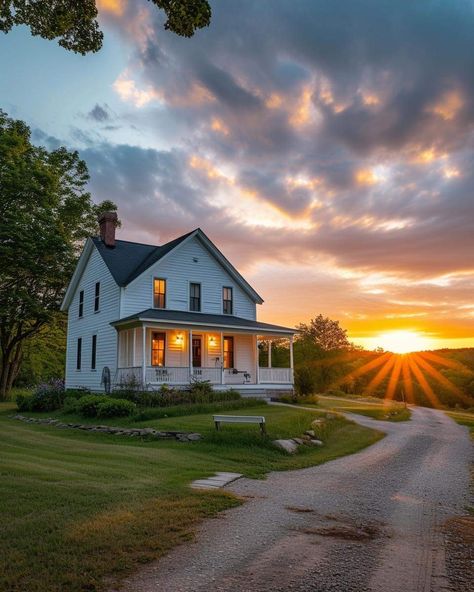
[98,211,117,248]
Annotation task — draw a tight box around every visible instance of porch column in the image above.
[188,329,193,380]
[255,335,260,384]
[220,331,224,384]
[133,328,137,367]
[268,339,272,368]
[289,335,294,381]
[142,326,146,387]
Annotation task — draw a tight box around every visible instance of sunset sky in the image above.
[1,0,473,350]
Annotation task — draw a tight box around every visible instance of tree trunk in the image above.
[0,343,22,400]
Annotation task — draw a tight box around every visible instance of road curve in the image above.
[119,407,472,592]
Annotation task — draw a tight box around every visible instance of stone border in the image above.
[10,414,201,442]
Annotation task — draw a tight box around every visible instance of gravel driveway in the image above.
[119,407,472,592]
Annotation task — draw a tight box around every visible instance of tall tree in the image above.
[0,0,211,54]
[297,314,351,351]
[0,110,117,399]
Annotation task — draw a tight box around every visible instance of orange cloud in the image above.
[211,118,230,136]
[113,71,161,107]
[429,90,463,121]
[97,0,126,16]
[355,169,378,185]
[290,86,314,127]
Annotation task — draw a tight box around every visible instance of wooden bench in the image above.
[213,415,266,435]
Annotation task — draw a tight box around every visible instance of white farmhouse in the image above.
[61,212,295,397]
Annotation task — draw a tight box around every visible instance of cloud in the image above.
[87,104,111,122]
[35,0,474,343]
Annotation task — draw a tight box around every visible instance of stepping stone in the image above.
[190,472,243,490]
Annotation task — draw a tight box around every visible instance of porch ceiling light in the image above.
[208,335,217,346]
[175,334,184,345]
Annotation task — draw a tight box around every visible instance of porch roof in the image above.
[111,308,296,335]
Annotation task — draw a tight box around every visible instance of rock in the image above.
[305,430,316,437]
[187,433,202,441]
[311,419,325,427]
[273,439,298,454]
[309,439,324,446]
[292,437,305,445]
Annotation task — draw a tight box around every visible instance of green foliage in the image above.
[25,379,65,411]
[294,366,317,396]
[97,398,136,418]
[63,396,79,414]
[76,395,105,417]
[113,382,241,408]
[16,392,33,411]
[296,314,351,351]
[0,110,117,399]
[0,1,211,54]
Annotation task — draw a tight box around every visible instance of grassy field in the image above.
[0,401,382,592]
[292,394,412,422]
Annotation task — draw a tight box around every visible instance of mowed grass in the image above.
[0,402,382,592]
[297,394,411,422]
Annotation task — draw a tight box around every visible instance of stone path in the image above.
[191,471,243,490]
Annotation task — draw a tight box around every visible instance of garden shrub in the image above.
[65,388,91,399]
[16,393,33,411]
[63,396,80,414]
[112,383,241,408]
[76,395,106,417]
[294,366,317,397]
[97,398,136,418]
[28,379,65,411]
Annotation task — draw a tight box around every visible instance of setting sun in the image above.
[376,330,432,354]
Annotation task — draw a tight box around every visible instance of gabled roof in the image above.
[91,230,194,286]
[111,308,295,335]
[61,228,264,311]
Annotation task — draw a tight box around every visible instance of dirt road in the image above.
[120,407,472,592]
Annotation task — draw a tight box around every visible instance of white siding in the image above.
[65,247,120,391]
[121,236,257,320]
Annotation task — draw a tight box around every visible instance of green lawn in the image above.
[294,394,412,421]
[1,401,383,592]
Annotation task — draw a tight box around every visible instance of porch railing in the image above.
[146,366,190,384]
[115,366,142,385]
[192,367,222,384]
[258,367,293,383]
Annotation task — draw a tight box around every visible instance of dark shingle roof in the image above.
[92,230,194,286]
[111,308,295,334]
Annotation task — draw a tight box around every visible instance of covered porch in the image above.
[113,323,294,389]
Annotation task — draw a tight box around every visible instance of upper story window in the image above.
[78,290,84,318]
[223,287,233,315]
[94,282,100,312]
[190,283,201,312]
[153,278,166,309]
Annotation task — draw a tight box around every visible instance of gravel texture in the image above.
[117,407,472,592]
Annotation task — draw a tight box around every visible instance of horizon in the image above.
[1,0,474,351]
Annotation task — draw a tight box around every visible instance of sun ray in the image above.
[418,351,473,375]
[334,351,392,388]
[366,354,396,394]
[401,356,415,403]
[407,356,441,408]
[411,353,472,405]
[385,354,403,401]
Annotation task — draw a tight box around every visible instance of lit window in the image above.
[94,282,100,312]
[223,336,234,368]
[153,279,166,309]
[152,332,166,366]
[190,283,201,311]
[223,287,233,315]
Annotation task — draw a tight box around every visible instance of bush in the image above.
[294,367,317,396]
[28,378,65,411]
[325,388,346,397]
[112,383,241,408]
[63,396,80,414]
[97,398,136,418]
[77,395,105,417]
[65,388,91,399]
[16,393,33,411]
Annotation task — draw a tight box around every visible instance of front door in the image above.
[192,336,202,367]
